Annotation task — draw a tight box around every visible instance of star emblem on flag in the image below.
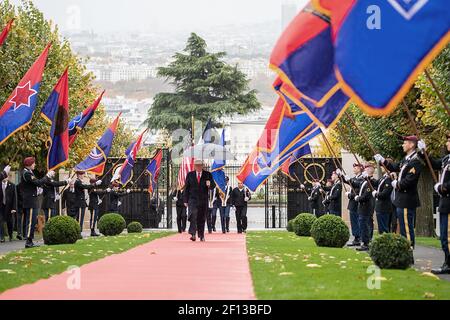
[9,81,38,111]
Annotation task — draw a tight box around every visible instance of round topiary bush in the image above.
[311,215,350,248]
[127,222,143,234]
[292,213,317,237]
[43,216,81,245]
[287,220,295,232]
[98,213,126,236]
[369,233,413,269]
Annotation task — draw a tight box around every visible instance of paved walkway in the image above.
[0,233,256,300]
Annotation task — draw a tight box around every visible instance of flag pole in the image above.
[292,171,311,197]
[424,69,450,117]
[319,131,352,194]
[334,125,375,191]
[401,100,438,183]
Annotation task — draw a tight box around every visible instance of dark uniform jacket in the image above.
[21,169,47,209]
[345,174,364,211]
[0,181,17,219]
[108,190,127,212]
[62,188,77,217]
[220,185,233,207]
[171,190,185,207]
[183,171,216,207]
[231,187,252,207]
[74,179,95,209]
[383,151,424,209]
[374,175,394,213]
[309,186,322,211]
[88,188,107,210]
[0,170,7,181]
[42,177,67,209]
[430,154,450,213]
[328,181,342,214]
[356,178,376,216]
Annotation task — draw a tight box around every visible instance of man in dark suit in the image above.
[183,160,216,242]
[62,181,77,218]
[325,172,342,217]
[308,180,323,217]
[74,171,102,231]
[107,181,130,213]
[231,182,252,234]
[88,178,107,237]
[42,171,69,222]
[1,173,17,242]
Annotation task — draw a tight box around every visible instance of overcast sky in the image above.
[11,0,309,33]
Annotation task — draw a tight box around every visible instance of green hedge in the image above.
[292,213,317,237]
[98,213,126,236]
[287,220,295,232]
[311,215,349,248]
[127,222,143,234]
[43,216,81,245]
[369,233,413,269]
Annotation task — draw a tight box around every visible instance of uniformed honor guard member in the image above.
[88,178,107,237]
[107,181,131,213]
[41,171,69,222]
[427,134,450,275]
[62,181,77,218]
[220,177,233,234]
[375,136,425,253]
[355,164,377,251]
[1,173,17,242]
[325,172,342,217]
[372,167,394,235]
[307,180,323,217]
[322,179,333,214]
[74,170,102,231]
[337,164,364,246]
[21,157,49,248]
[231,182,252,234]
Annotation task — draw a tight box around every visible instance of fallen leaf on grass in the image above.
[424,292,436,299]
[421,272,440,280]
[306,264,322,268]
[279,272,294,276]
[0,269,16,274]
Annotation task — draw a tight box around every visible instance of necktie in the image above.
[2,183,6,205]
[197,173,201,184]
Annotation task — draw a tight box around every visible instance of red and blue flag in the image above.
[75,114,121,176]
[0,43,51,145]
[146,149,163,195]
[212,129,227,195]
[68,90,104,146]
[326,0,450,115]
[281,144,312,179]
[41,68,70,171]
[270,6,350,128]
[120,129,147,186]
[0,19,14,46]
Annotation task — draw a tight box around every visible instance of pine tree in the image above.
[145,33,261,133]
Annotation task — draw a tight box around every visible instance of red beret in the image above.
[403,135,418,143]
[23,157,35,167]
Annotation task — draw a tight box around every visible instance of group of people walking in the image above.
[0,157,132,249]
[300,135,450,275]
[171,160,251,242]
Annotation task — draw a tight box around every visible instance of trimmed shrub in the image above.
[292,213,317,237]
[43,216,80,245]
[127,222,143,234]
[311,215,350,248]
[369,233,413,270]
[98,213,126,236]
[287,220,295,232]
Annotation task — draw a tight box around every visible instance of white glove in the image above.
[173,197,178,201]
[118,201,122,207]
[55,194,61,201]
[345,191,351,198]
[354,196,360,202]
[418,139,426,152]
[3,165,11,175]
[46,171,55,178]
[362,172,369,179]
[344,175,351,182]
[372,191,378,198]
[96,180,102,186]
[336,169,342,176]
[391,180,398,189]
[244,197,249,202]
[308,197,312,201]
[300,184,305,189]
[37,187,43,196]
[65,179,71,185]
[374,154,385,164]
[434,183,442,194]
[106,188,112,193]
[98,199,103,205]
[127,189,131,194]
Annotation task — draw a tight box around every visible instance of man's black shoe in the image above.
[190,235,197,242]
[90,231,100,237]
[200,237,205,242]
[348,241,361,247]
[16,235,23,240]
[356,245,369,252]
[25,241,40,249]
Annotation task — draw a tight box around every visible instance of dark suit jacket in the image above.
[356,178,376,216]
[374,175,394,213]
[42,177,67,209]
[21,169,46,209]
[328,181,342,214]
[108,190,127,212]
[183,171,216,207]
[0,181,17,219]
[231,188,252,207]
[429,154,450,213]
[309,187,322,211]
[74,179,95,209]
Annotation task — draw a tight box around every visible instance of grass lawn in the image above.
[0,232,173,293]
[247,231,450,300]
[416,236,441,249]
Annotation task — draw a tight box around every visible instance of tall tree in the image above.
[0,0,132,170]
[145,33,261,134]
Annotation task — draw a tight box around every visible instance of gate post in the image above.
[165,148,173,230]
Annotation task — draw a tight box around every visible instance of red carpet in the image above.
[0,233,255,300]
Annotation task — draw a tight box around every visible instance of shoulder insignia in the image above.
[409,167,416,175]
